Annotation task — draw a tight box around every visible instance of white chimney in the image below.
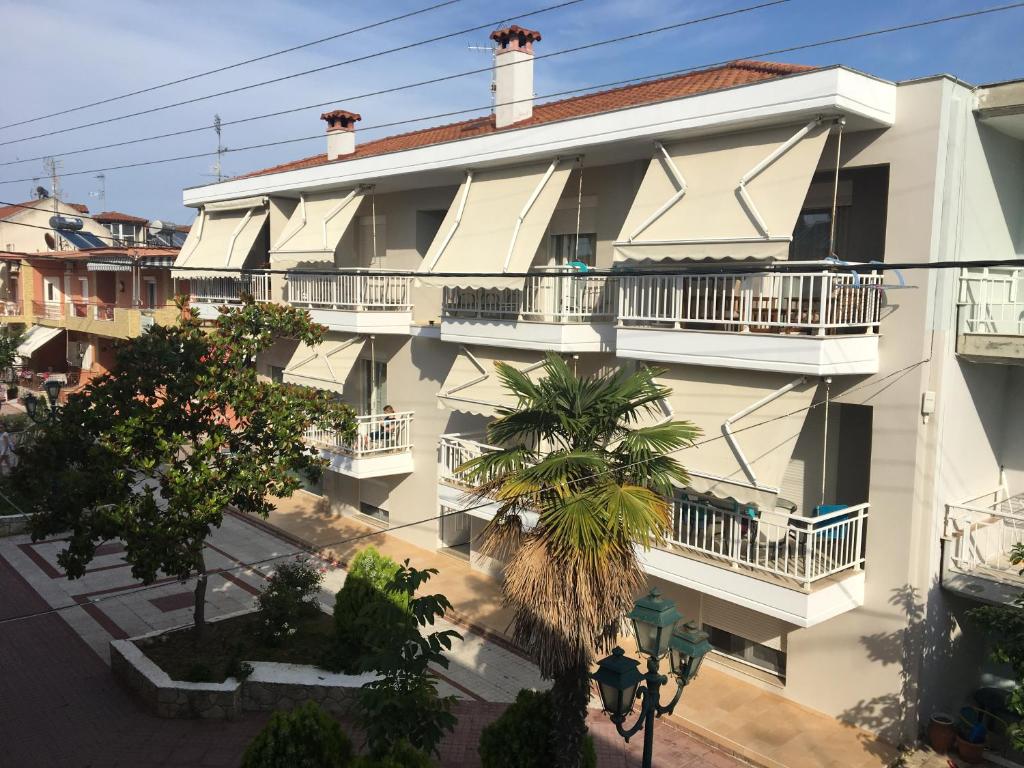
[320,109,361,160]
[490,26,541,129]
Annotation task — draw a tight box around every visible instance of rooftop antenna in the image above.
[89,173,106,210]
[210,114,228,182]
[43,156,62,216]
[467,42,497,109]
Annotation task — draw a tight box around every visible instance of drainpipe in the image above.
[723,376,807,487]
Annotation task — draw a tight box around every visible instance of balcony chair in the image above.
[757,507,794,564]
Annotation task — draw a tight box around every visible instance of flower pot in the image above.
[957,735,986,764]
[928,713,956,753]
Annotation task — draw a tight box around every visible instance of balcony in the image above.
[0,300,24,322]
[306,411,414,479]
[185,272,273,320]
[956,267,1024,364]
[617,271,882,375]
[286,270,412,335]
[437,433,868,626]
[441,273,617,352]
[942,491,1024,605]
[32,300,143,339]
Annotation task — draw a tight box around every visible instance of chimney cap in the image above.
[320,110,362,131]
[490,25,541,49]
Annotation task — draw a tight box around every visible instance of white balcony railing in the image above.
[306,411,414,458]
[619,271,883,335]
[945,492,1024,576]
[667,498,869,587]
[438,433,500,488]
[185,272,273,304]
[958,267,1024,336]
[287,270,412,312]
[443,273,617,323]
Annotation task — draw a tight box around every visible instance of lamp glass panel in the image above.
[633,619,662,657]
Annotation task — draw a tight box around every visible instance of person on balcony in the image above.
[366,405,397,450]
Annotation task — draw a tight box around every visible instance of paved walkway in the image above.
[0,512,740,767]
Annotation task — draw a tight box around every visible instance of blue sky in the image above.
[0,0,1019,223]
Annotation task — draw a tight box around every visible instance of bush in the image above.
[255,558,324,645]
[479,689,596,768]
[241,701,352,768]
[351,740,435,768]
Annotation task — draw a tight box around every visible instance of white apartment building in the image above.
[172,26,1024,747]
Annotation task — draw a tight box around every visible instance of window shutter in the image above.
[700,596,788,651]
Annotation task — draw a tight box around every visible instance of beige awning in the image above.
[172,198,268,279]
[418,159,573,289]
[270,189,364,265]
[615,121,831,263]
[17,325,62,358]
[282,335,364,394]
[438,346,548,416]
[656,365,818,510]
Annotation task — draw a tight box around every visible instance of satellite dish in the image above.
[35,186,49,199]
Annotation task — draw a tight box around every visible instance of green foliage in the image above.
[330,547,409,672]
[0,328,24,374]
[4,298,356,630]
[970,543,1024,750]
[352,561,460,759]
[0,413,29,433]
[351,740,435,767]
[479,689,596,768]
[256,558,324,645]
[241,701,353,768]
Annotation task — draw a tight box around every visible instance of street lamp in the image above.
[24,379,63,423]
[592,588,710,768]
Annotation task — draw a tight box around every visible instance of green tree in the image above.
[0,326,24,378]
[7,298,356,634]
[242,701,353,768]
[460,354,697,768]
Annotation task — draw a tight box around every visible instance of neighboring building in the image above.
[172,27,1024,749]
[0,200,178,388]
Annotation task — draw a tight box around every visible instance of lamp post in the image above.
[592,588,711,768]
[24,378,63,423]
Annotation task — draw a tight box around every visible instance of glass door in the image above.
[362,359,387,415]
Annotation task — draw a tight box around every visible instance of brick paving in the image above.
[0,530,747,768]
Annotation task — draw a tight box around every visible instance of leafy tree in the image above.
[970,542,1024,749]
[7,298,356,634]
[241,701,353,768]
[460,354,697,768]
[479,689,596,768]
[0,326,23,374]
[352,560,460,758]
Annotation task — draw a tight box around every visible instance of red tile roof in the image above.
[242,60,815,180]
[68,203,90,214]
[0,200,37,221]
[93,210,149,224]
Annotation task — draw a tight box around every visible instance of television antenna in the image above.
[89,173,106,210]
[43,157,62,215]
[209,114,228,182]
[467,42,497,108]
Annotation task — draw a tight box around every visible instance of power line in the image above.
[0,1,463,132]
[0,0,588,149]
[0,356,923,628]
[0,0,792,168]
[0,1,1017,188]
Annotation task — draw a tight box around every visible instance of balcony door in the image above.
[42,276,62,318]
[361,359,387,415]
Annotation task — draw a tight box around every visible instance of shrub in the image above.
[255,558,324,645]
[351,740,435,768]
[241,701,352,768]
[479,689,596,768]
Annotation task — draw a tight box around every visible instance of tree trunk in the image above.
[193,551,208,640]
[549,658,592,768]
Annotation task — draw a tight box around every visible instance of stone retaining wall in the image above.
[111,610,379,720]
[0,514,30,537]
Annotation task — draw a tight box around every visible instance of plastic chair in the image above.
[813,504,850,541]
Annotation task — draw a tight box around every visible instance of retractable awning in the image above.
[655,365,818,510]
[270,189,365,265]
[17,326,63,358]
[88,256,132,272]
[418,159,573,289]
[438,347,549,416]
[282,335,363,394]
[172,197,268,279]
[615,121,831,263]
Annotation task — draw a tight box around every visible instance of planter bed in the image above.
[0,513,30,537]
[112,608,379,719]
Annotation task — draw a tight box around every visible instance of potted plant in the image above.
[957,719,987,764]
[927,712,956,753]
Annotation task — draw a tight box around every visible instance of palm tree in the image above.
[461,353,698,768]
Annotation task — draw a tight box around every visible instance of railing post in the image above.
[818,271,831,337]
[853,505,865,571]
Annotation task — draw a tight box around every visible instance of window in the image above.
[144,279,157,309]
[106,222,139,246]
[359,501,389,524]
[550,233,596,267]
[704,624,787,678]
[288,468,323,496]
[416,210,446,257]
[268,365,284,384]
[789,208,849,261]
[362,359,387,415]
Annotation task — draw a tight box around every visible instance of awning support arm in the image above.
[178,208,206,267]
[271,195,308,252]
[627,142,688,243]
[737,118,823,238]
[723,376,807,487]
[321,187,365,250]
[504,158,563,273]
[224,207,256,268]
[426,171,473,271]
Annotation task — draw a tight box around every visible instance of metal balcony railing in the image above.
[0,300,22,317]
[287,270,412,312]
[945,491,1024,577]
[619,271,883,336]
[443,273,617,323]
[306,411,414,458]
[185,271,273,304]
[667,497,869,587]
[438,433,501,488]
[958,267,1024,336]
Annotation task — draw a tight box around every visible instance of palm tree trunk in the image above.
[549,657,592,768]
[193,551,207,640]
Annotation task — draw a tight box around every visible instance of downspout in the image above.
[737,117,822,238]
[504,158,563,273]
[628,142,688,242]
[426,170,473,271]
[723,376,807,487]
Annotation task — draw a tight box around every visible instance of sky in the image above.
[0,0,1020,224]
